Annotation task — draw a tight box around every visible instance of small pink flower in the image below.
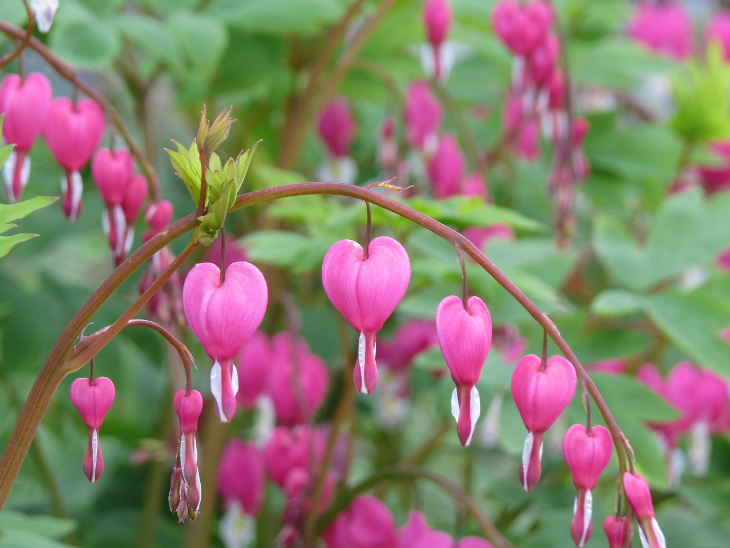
[378,320,438,373]
[511,353,577,491]
[623,472,666,548]
[322,237,411,394]
[235,330,273,409]
[144,200,174,240]
[217,439,265,515]
[174,389,204,514]
[112,174,147,265]
[423,0,451,46]
[436,295,492,446]
[183,262,268,422]
[529,34,559,87]
[627,1,693,61]
[92,148,134,207]
[323,495,398,548]
[427,133,465,198]
[318,99,356,158]
[462,173,488,199]
[268,332,330,424]
[492,0,553,57]
[398,510,432,547]
[264,425,324,487]
[404,81,443,152]
[603,515,631,548]
[43,97,105,221]
[0,72,52,202]
[563,424,613,547]
[69,376,115,483]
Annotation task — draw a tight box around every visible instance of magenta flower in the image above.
[404,81,443,152]
[173,389,203,516]
[264,425,324,487]
[707,12,730,61]
[563,424,613,547]
[235,330,273,409]
[144,199,174,240]
[464,224,515,251]
[436,295,492,446]
[43,97,105,221]
[318,99,356,158]
[378,320,438,373]
[462,173,488,198]
[69,376,115,483]
[322,236,411,395]
[323,495,398,548]
[283,466,335,521]
[0,72,52,202]
[183,261,268,422]
[511,353,577,491]
[91,148,134,207]
[422,0,452,79]
[112,174,147,265]
[627,1,693,61]
[529,34,559,87]
[217,439,265,515]
[623,472,666,548]
[492,0,553,57]
[268,332,329,424]
[398,510,432,548]
[427,133,466,198]
[603,515,631,548]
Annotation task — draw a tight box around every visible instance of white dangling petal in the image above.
[465,385,481,446]
[63,171,83,222]
[30,0,59,33]
[652,517,666,548]
[220,501,256,548]
[193,438,202,511]
[2,150,30,202]
[179,434,187,485]
[638,523,649,548]
[231,363,240,396]
[91,428,99,483]
[112,205,127,254]
[124,228,135,255]
[419,44,436,79]
[521,431,535,492]
[358,331,368,395]
[253,396,276,446]
[512,56,526,90]
[210,360,227,422]
[101,209,111,237]
[688,420,711,475]
[580,489,593,547]
[450,387,459,423]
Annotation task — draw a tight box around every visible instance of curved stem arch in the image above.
[0,182,628,512]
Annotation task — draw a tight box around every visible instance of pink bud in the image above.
[0,73,52,202]
[217,439,265,515]
[322,237,411,395]
[174,389,203,434]
[323,495,398,548]
[623,472,665,548]
[91,148,134,206]
[413,531,453,548]
[427,133,465,198]
[122,175,147,225]
[264,426,324,487]
[492,0,553,57]
[43,97,105,221]
[268,332,329,424]
[548,69,566,111]
[183,261,268,422]
[603,515,631,548]
[174,389,203,512]
[423,0,451,46]
[70,376,115,483]
[235,330,273,409]
[398,510,432,548]
[529,34,559,86]
[436,295,492,446]
[511,353,577,491]
[707,12,730,61]
[563,424,613,547]
[404,81,443,151]
[145,200,174,232]
[378,320,438,372]
[318,99,356,158]
[462,173,488,198]
[514,121,540,161]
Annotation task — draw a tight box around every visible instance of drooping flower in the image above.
[173,389,204,519]
[43,97,106,221]
[404,81,443,153]
[183,262,268,422]
[0,72,52,202]
[528,34,559,88]
[511,353,577,491]
[235,330,273,410]
[322,237,411,395]
[323,495,398,548]
[92,148,134,261]
[397,510,432,548]
[115,174,148,265]
[264,425,325,488]
[627,1,693,61]
[427,133,465,198]
[563,424,613,547]
[69,376,115,483]
[603,515,632,548]
[436,295,492,446]
[422,0,452,80]
[492,0,553,57]
[623,472,666,548]
[217,439,266,515]
[143,200,174,241]
[318,99,356,158]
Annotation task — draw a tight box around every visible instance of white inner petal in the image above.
[521,431,534,492]
[465,385,481,446]
[113,205,126,253]
[91,428,99,483]
[31,0,59,33]
[253,396,275,446]
[2,150,30,202]
[124,228,134,255]
[179,434,187,485]
[101,209,110,237]
[512,55,525,89]
[210,360,227,422]
[193,437,202,511]
[450,387,459,423]
[232,363,240,396]
[652,517,666,548]
[638,523,649,548]
[220,501,255,548]
[688,420,711,475]
[579,489,593,547]
[358,331,368,395]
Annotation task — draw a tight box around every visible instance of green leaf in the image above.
[0,197,58,225]
[0,511,77,540]
[591,289,642,317]
[240,230,326,273]
[166,141,202,204]
[0,233,37,259]
[168,12,228,76]
[114,14,183,69]
[49,17,121,69]
[209,0,344,36]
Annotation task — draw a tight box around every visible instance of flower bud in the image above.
[70,376,115,483]
[603,515,631,548]
[92,148,134,207]
[174,389,204,513]
[623,472,666,548]
[492,0,553,57]
[322,237,410,395]
[423,0,451,46]
[217,439,266,515]
[404,81,442,152]
[145,200,174,234]
[235,330,273,409]
[436,295,492,446]
[317,99,356,158]
[427,133,465,198]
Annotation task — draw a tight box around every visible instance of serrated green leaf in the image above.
[0,196,57,225]
[166,141,202,204]
[0,233,37,259]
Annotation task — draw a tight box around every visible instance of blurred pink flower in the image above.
[318,99,356,158]
[627,1,693,61]
[427,133,466,197]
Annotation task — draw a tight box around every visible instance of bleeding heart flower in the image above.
[264,425,325,487]
[217,439,266,515]
[235,330,273,409]
[603,515,632,548]
[318,99,356,158]
[322,236,410,395]
[0,72,52,202]
[174,389,204,516]
[378,320,438,373]
[628,1,693,61]
[69,376,115,483]
[492,0,553,57]
[404,81,443,153]
[436,295,492,446]
[623,472,666,548]
[112,174,148,265]
[183,261,268,422]
[323,495,398,548]
[43,97,106,221]
[398,510,432,547]
[529,34,559,87]
[422,0,452,80]
[563,424,613,547]
[427,133,465,198]
[511,353,577,491]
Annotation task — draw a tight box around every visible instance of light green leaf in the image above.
[49,17,121,68]
[0,511,77,540]
[0,197,58,225]
[168,12,228,76]
[208,0,344,36]
[114,14,183,68]
[591,289,642,317]
[0,234,37,259]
